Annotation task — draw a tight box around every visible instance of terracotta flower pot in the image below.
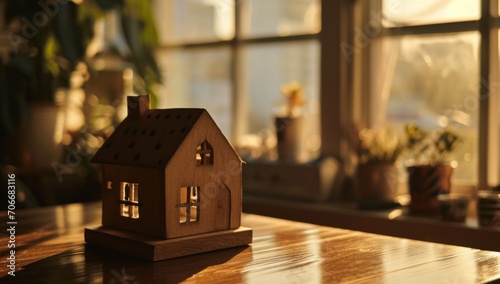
[407,164,454,215]
[355,163,399,200]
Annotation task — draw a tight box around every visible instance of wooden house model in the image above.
[85,95,252,261]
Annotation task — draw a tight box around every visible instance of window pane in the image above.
[180,186,187,203]
[382,0,480,27]
[190,206,198,222]
[179,207,187,223]
[493,30,500,186]
[131,183,139,203]
[153,0,234,44]
[238,40,320,160]
[121,182,130,201]
[131,205,139,219]
[190,186,199,203]
[121,204,129,217]
[241,0,320,38]
[156,48,232,137]
[370,32,480,182]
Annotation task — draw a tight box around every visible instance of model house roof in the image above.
[92,96,208,169]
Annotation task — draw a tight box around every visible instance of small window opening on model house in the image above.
[179,186,200,223]
[120,182,139,219]
[196,140,213,165]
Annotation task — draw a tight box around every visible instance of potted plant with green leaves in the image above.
[0,0,77,170]
[404,124,461,215]
[0,0,161,170]
[275,81,307,162]
[351,126,405,201]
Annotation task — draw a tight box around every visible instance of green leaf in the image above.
[43,34,60,77]
[122,0,159,46]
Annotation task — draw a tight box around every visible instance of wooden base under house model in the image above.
[85,95,252,261]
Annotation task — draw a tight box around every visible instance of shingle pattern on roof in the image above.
[91,108,205,168]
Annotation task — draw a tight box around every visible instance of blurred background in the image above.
[1,0,499,209]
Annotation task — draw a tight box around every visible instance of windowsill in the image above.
[242,193,500,252]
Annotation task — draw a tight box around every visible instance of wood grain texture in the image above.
[85,226,252,261]
[165,111,242,238]
[101,165,166,238]
[93,98,243,242]
[243,194,500,252]
[1,202,500,283]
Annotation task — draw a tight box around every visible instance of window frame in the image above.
[155,0,332,143]
[196,140,214,165]
[154,0,499,189]
[179,186,200,224]
[352,0,500,191]
[119,182,140,219]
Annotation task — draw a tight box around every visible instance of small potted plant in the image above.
[351,126,405,200]
[275,81,307,162]
[404,124,461,215]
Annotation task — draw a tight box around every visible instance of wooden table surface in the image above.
[1,202,500,283]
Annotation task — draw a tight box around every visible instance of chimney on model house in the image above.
[127,95,150,119]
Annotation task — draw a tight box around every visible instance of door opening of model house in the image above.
[120,182,139,219]
[196,140,213,165]
[179,186,200,223]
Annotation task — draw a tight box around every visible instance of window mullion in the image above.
[363,0,484,186]
[232,0,243,141]
[479,0,494,189]
[379,21,478,37]
[320,0,351,158]
[487,0,500,187]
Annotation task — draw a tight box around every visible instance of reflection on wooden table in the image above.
[1,202,500,283]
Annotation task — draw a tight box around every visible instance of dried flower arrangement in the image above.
[351,124,462,206]
[280,81,306,117]
[404,124,461,165]
[404,124,462,215]
[351,124,461,165]
[351,126,406,164]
